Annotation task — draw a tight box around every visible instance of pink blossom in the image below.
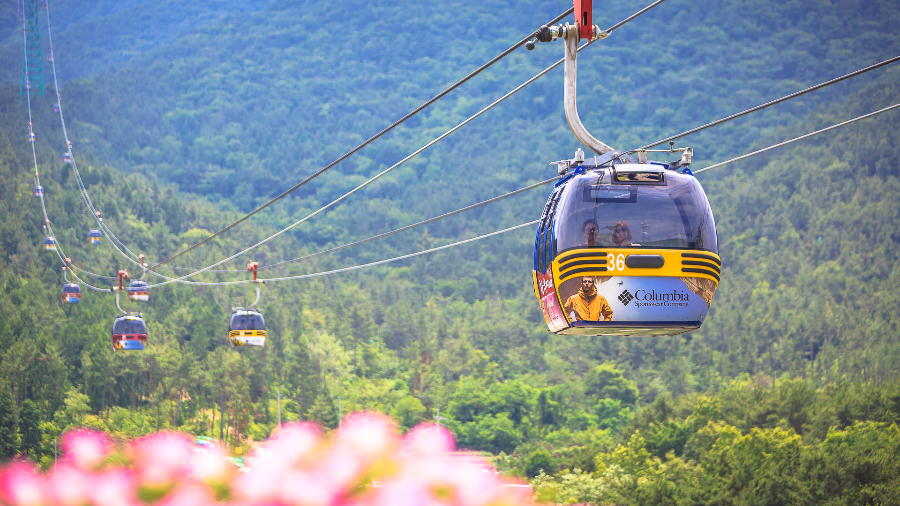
[0,413,531,506]
[131,432,194,488]
[401,424,456,458]
[87,468,139,506]
[46,464,92,506]
[190,444,233,484]
[61,428,112,470]
[0,462,46,506]
[263,423,322,467]
[339,412,398,460]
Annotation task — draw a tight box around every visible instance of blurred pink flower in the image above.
[264,423,322,467]
[0,462,46,506]
[47,464,92,506]
[61,428,112,470]
[156,483,215,506]
[88,468,139,506]
[0,413,531,506]
[340,412,398,460]
[131,432,194,488]
[401,424,455,458]
[190,444,233,484]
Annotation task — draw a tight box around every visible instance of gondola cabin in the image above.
[127,280,149,302]
[28,133,35,143]
[61,283,81,303]
[88,229,102,245]
[111,315,147,351]
[43,237,57,251]
[33,185,44,197]
[533,161,719,336]
[62,152,72,164]
[52,103,60,113]
[228,309,266,347]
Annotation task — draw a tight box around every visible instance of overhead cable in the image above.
[145,8,576,271]
[171,103,900,287]
[259,177,557,270]
[694,103,900,174]
[145,0,670,287]
[635,55,900,151]
[156,221,540,286]
[44,0,145,268]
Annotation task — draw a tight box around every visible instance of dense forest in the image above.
[0,0,899,504]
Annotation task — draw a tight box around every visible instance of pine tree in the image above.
[19,399,41,459]
[0,385,19,459]
[308,392,337,429]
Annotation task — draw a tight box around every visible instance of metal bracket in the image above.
[564,22,613,156]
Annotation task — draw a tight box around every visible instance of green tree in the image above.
[18,399,41,459]
[585,362,639,407]
[0,385,19,459]
[308,392,337,429]
[524,449,556,478]
[391,396,426,431]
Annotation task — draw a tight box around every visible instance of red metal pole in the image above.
[574,0,592,40]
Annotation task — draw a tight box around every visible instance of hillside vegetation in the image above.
[0,0,899,503]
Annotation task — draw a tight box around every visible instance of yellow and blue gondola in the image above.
[88,229,102,245]
[61,283,81,303]
[127,280,149,302]
[42,237,57,251]
[111,315,147,351]
[228,309,266,347]
[533,161,719,336]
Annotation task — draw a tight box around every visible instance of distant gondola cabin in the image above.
[228,309,266,347]
[88,229,102,245]
[111,315,147,351]
[61,283,81,303]
[43,237,57,251]
[127,280,149,302]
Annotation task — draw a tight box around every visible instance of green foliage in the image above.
[0,0,899,500]
[18,399,41,459]
[0,385,18,459]
[523,448,555,478]
[391,396,426,431]
[585,362,639,407]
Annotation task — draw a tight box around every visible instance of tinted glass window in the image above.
[230,312,265,331]
[113,318,147,334]
[553,169,717,253]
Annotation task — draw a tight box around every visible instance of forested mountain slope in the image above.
[0,0,899,501]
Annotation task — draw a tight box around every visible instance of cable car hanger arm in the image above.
[529,0,670,156]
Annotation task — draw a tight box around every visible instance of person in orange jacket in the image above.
[564,276,613,321]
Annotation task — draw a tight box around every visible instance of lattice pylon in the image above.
[21,0,44,98]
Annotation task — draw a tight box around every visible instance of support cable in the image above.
[634,55,900,152]
[44,0,149,268]
[145,8,576,272]
[145,1,668,287]
[693,103,900,174]
[152,220,540,286]
[160,102,900,287]
[259,177,557,271]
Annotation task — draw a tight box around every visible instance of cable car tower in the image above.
[21,0,45,98]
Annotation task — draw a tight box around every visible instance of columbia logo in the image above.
[618,290,634,306]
